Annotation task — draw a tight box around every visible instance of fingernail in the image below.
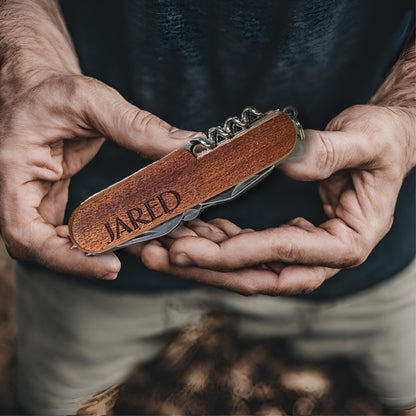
[289,139,306,160]
[102,272,118,280]
[173,252,193,266]
[56,225,69,238]
[169,128,199,139]
[100,254,121,271]
[281,140,305,165]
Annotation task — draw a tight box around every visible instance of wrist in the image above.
[0,49,81,104]
[0,0,82,104]
[403,109,416,174]
[378,105,416,177]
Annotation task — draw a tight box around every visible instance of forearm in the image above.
[369,28,416,172]
[0,0,80,102]
[370,29,415,108]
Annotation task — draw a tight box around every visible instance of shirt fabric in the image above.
[54,0,415,300]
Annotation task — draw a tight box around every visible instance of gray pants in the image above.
[15,260,416,415]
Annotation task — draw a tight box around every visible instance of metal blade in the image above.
[114,213,184,249]
[200,164,275,208]
[182,207,204,221]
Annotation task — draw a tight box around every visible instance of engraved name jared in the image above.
[104,190,181,244]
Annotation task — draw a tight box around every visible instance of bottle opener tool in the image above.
[69,107,304,255]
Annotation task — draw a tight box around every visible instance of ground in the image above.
[0,239,383,415]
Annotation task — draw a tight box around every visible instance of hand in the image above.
[0,74,197,279]
[139,105,416,295]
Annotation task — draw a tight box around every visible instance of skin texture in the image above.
[0,2,413,290]
[0,1,414,414]
[1,1,413,291]
[0,0,198,279]
[139,34,416,296]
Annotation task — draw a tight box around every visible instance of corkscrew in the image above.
[69,106,304,255]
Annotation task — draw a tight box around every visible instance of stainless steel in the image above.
[186,107,265,156]
[241,106,263,124]
[115,214,184,249]
[223,116,248,135]
[284,106,305,141]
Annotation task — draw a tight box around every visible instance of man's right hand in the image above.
[0,74,197,279]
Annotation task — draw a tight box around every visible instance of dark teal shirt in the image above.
[56,0,414,299]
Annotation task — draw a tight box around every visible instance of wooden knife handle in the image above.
[69,111,298,254]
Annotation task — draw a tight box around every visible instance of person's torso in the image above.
[56,0,415,299]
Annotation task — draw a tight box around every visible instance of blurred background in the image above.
[0,239,384,415]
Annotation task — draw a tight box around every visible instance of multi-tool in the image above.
[68,106,304,255]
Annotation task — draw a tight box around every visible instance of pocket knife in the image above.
[69,106,304,255]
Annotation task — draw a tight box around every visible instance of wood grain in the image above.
[69,112,297,254]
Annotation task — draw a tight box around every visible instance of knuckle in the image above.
[327,105,365,130]
[265,284,282,296]
[384,215,394,235]
[275,240,296,262]
[217,256,234,271]
[288,216,304,224]
[287,217,309,228]
[238,285,258,296]
[345,104,367,120]
[302,271,326,294]
[209,218,228,227]
[315,131,336,178]
[342,237,369,267]
[71,75,97,96]
[66,75,100,110]
[299,281,320,295]
[130,110,161,134]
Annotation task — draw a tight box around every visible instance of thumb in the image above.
[278,129,371,181]
[81,78,199,159]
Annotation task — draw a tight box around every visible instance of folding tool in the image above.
[68,106,304,255]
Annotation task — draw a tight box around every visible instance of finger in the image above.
[322,204,336,219]
[241,228,255,233]
[3,218,121,280]
[185,219,230,243]
[278,129,372,181]
[162,219,242,249]
[318,182,337,219]
[77,77,200,159]
[168,218,367,270]
[159,224,199,249]
[62,136,105,177]
[143,241,339,296]
[123,242,146,257]
[48,225,121,279]
[123,226,196,255]
[207,218,243,238]
[141,241,284,296]
[318,173,352,206]
[264,218,315,274]
[266,261,286,274]
[286,217,316,231]
[166,224,198,239]
[275,265,340,295]
[0,181,121,280]
[55,224,69,238]
[318,175,353,219]
[37,179,70,224]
